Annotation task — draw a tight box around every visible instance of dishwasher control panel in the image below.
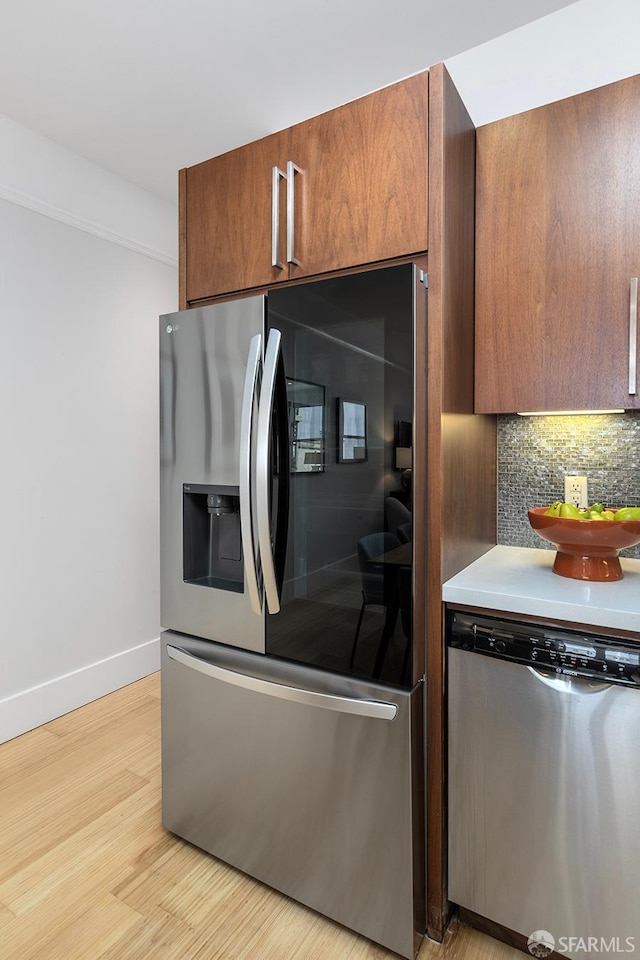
[448,610,640,687]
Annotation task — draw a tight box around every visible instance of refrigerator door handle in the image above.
[239,332,263,615]
[256,327,282,614]
[166,645,398,720]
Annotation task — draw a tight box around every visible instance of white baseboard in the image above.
[0,638,161,744]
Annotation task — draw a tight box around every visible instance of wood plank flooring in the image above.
[0,674,523,960]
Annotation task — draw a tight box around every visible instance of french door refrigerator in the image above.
[159,263,424,959]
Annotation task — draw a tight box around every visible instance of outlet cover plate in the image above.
[564,475,588,508]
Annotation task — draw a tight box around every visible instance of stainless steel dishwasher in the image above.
[447,609,640,960]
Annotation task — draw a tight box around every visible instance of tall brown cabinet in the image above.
[178,63,496,942]
[475,72,640,414]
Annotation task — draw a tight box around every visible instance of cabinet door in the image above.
[184,128,290,301]
[475,74,640,413]
[288,73,428,280]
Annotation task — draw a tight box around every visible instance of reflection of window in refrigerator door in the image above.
[293,404,323,471]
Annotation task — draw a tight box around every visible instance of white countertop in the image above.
[442,545,640,635]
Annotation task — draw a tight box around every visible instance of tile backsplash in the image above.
[498,412,640,559]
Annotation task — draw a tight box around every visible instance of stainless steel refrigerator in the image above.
[159,263,424,959]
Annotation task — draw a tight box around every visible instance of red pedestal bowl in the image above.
[528,507,640,581]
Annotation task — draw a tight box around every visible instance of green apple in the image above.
[559,502,582,519]
[613,506,640,521]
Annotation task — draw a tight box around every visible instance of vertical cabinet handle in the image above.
[286,160,301,265]
[271,166,287,269]
[630,277,638,396]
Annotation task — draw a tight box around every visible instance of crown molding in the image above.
[0,181,177,268]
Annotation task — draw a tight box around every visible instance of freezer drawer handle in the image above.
[166,645,398,720]
[239,332,263,615]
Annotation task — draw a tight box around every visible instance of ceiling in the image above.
[0,0,578,204]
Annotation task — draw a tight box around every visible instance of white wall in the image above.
[0,113,176,265]
[446,0,640,126]
[5,0,639,745]
[0,121,177,742]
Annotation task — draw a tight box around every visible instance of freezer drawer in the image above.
[161,631,424,959]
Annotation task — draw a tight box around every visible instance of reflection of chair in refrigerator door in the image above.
[384,496,411,539]
[349,532,401,670]
[396,521,412,544]
[369,548,412,682]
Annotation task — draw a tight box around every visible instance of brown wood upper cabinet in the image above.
[182,72,428,303]
[475,73,640,413]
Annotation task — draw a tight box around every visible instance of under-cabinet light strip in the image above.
[517,410,625,416]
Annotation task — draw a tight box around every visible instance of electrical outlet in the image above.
[564,475,588,508]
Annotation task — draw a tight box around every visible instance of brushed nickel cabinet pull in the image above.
[271,166,287,269]
[630,277,638,395]
[286,160,301,265]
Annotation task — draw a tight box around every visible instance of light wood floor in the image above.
[0,674,523,960]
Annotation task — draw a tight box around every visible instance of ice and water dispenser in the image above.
[182,483,243,594]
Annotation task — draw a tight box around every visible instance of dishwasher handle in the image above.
[166,645,398,720]
[527,665,614,694]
